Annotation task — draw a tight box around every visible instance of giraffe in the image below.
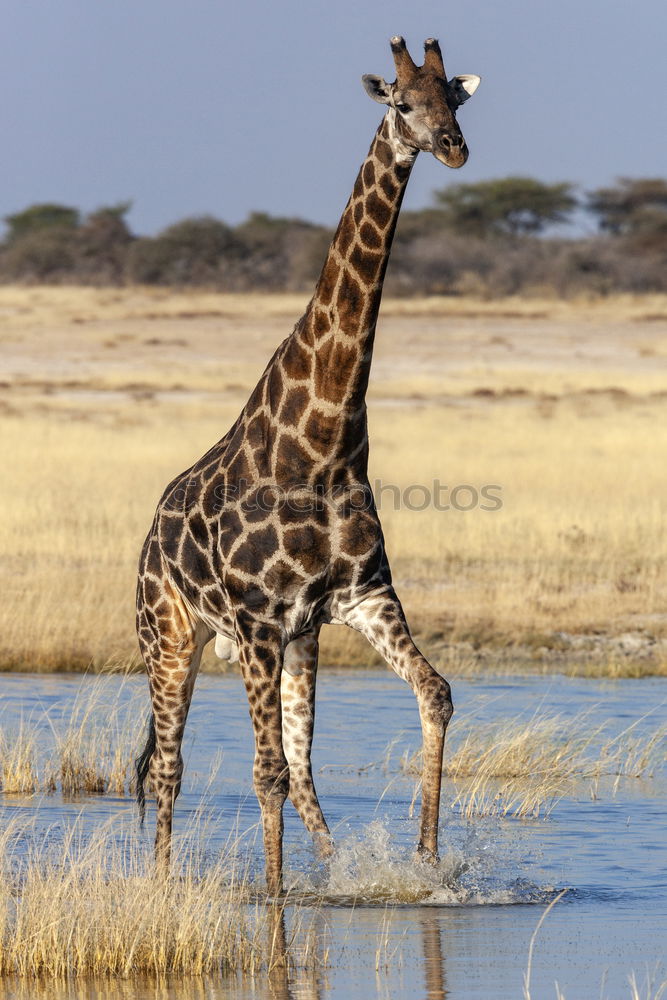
[135,35,481,895]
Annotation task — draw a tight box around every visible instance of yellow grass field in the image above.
[1,285,667,674]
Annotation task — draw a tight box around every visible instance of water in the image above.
[1,669,666,999]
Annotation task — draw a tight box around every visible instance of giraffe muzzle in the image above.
[432,130,469,168]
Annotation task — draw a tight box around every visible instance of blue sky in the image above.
[2,0,666,236]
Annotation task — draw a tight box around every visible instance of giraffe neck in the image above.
[305,112,416,401]
[273,112,418,482]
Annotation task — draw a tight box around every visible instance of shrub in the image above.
[0,226,79,281]
[125,216,241,285]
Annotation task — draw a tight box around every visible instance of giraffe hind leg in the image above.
[136,581,210,875]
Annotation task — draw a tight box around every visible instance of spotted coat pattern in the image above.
[135,37,478,894]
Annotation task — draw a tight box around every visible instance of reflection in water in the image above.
[267,904,324,1000]
[0,907,449,1000]
[267,905,292,1000]
[420,913,448,1000]
[259,906,449,1000]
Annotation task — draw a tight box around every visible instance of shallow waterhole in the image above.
[1,669,665,999]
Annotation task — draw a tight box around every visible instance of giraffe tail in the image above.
[134,714,156,828]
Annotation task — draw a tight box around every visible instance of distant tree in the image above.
[80,202,132,241]
[394,208,450,244]
[126,216,241,285]
[4,203,80,244]
[233,212,330,291]
[235,211,314,247]
[433,177,578,238]
[77,202,134,283]
[586,178,667,248]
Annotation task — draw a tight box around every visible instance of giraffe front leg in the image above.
[345,589,453,861]
[415,675,449,861]
[281,630,333,860]
[236,614,290,896]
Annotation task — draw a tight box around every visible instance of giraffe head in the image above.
[362,36,480,168]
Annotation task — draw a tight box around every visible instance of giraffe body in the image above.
[135,36,480,893]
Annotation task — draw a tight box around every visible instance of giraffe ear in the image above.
[362,74,392,104]
[448,74,481,106]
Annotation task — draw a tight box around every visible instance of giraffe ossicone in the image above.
[135,35,481,895]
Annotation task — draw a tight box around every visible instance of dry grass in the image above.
[556,973,667,1000]
[625,974,667,1000]
[54,679,144,796]
[0,676,144,796]
[1,286,667,672]
[2,285,666,326]
[0,675,319,978]
[0,814,316,979]
[397,708,666,818]
[0,722,38,795]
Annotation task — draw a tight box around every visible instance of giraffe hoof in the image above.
[416,844,440,866]
[313,831,335,861]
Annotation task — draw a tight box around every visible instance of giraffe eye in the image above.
[396,103,412,114]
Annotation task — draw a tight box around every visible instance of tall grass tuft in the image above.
[0,676,145,797]
[0,815,317,979]
[0,721,38,794]
[398,709,666,818]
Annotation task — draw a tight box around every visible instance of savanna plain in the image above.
[1,286,666,999]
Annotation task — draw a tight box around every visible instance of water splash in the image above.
[286,819,558,906]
